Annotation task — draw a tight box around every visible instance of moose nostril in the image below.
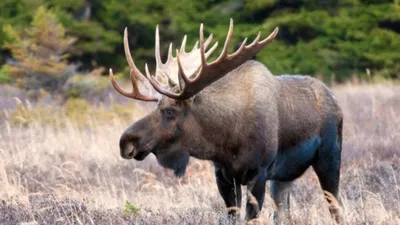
[127,149,135,158]
[120,140,136,159]
[120,133,140,159]
[123,142,136,158]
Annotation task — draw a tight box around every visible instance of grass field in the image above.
[0,84,399,225]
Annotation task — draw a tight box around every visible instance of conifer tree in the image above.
[2,6,77,96]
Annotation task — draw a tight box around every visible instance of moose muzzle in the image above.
[119,134,137,159]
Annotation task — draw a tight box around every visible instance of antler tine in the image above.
[176,49,190,84]
[109,68,158,102]
[230,38,247,58]
[216,18,234,61]
[155,26,177,87]
[145,63,161,88]
[250,31,262,46]
[189,34,212,54]
[155,25,163,66]
[198,19,233,69]
[145,63,182,98]
[123,28,152,84]
[206,41,219,58]
[166,43,173,63]
[176,49,191,91]
[204,33,213,49]
[109,28,158,102]
[199,23,207,66]
[180,35,187,53]
[109,68,131,97]
[260,27,279,45]
[124,28,137,70]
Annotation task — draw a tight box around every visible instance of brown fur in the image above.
[119,60,343,224]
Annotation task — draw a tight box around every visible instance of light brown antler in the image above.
[150,25,218,91]
[146,19,279,100]
[109,28,158,102]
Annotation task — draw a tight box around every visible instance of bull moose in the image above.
[109,19,343,224]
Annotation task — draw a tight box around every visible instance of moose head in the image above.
[109,19,278,177]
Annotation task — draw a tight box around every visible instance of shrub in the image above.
[0,66,11,83]
[2,6,77,98]
[124,200,140,216]
[62,68,110,99]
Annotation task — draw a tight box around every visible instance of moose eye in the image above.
[164,108,175,119]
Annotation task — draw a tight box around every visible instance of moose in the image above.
[110,19,343,224]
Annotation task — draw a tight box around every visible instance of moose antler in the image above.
[109,28,158,102]
[155,26,218,88]
[145,19,279,100]
[110,19,278,101]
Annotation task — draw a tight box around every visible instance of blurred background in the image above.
[0,1,399,224]
[0,0,399,101]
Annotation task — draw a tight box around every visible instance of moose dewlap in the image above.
[110,19,343,224]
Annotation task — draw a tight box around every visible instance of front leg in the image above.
[245,168,268,221]
[214,164,242,220]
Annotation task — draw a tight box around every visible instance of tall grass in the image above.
[0,84,399,224]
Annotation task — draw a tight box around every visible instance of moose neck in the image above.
[184,75,251,164]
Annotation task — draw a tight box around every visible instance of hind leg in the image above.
[312,124,342,224]
[313,157,341,224]
[270,180,293,225]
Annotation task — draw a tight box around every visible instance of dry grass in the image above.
[0,84,399,224]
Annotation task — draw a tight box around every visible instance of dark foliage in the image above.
[1,0,399,83]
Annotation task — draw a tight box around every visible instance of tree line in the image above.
[0,0,399,97]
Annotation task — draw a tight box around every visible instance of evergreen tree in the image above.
[2,6,77,96]
[0,0,399,83]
